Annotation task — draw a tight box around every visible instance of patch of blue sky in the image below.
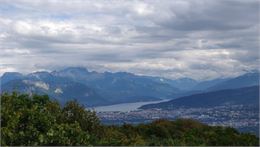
[0,3,18,14]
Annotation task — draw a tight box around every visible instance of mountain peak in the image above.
[31,71,51,75]
[2,72,23,77]
[52,67,90,76]
[1,72,23,85]
[26,71,53,81]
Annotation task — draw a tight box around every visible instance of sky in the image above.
[0,0,259,80]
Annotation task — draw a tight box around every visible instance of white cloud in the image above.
[2,48,30,54]
[55,88,63,94]
[22,80,49,90]
[133,3,154,16]
[0,66,16,75]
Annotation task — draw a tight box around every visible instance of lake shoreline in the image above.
[87,99,170,112]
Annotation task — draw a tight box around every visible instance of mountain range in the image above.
[1,67,259,106]
[1,67,177,106]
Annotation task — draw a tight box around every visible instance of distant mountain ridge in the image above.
[140,86,259,110]
[1,67,179,106]
[206,72,259,91]
[51,67,180,103]
[1,67,259,106]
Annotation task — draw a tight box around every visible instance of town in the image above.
[97,104,259,135]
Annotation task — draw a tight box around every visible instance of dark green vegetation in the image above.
[1,93,259,146]
[140,86,259,109]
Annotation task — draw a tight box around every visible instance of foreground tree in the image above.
[1,92,97,145]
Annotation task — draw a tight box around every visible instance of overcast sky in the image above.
[0,0,259,80]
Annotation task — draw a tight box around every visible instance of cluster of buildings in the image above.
[97,104,259,134]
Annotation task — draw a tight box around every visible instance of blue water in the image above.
[89,99,169,112]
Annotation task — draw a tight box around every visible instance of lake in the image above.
[88,99,169,112]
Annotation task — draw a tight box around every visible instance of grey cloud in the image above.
[0,0,259,80]
[155,0,259,31]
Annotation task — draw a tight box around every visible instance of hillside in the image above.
[191,78,229,91]
[1,74,107,107]
[140,86,259,109]
[206,72,259,91]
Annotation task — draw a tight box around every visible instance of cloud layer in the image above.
[0,0,259,80]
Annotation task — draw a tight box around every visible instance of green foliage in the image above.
[1,92,259,146]
[62,100,100,133]
[44,123,90,145]
[1,92,97,146]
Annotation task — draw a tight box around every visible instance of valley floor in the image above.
[97,104,259,136]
